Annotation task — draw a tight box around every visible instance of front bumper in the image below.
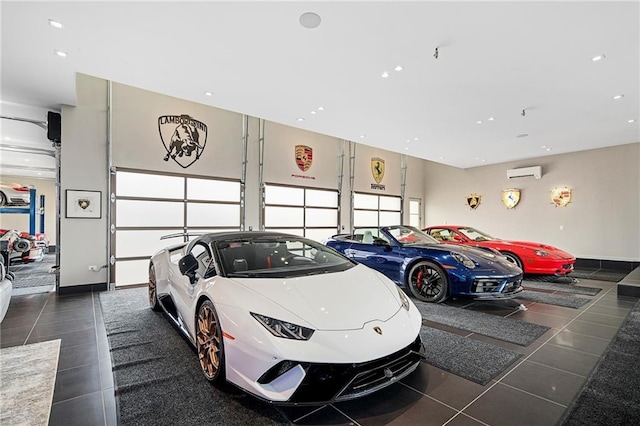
[459,274,524,300]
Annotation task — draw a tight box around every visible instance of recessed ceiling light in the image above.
[297,117,305,122]
[394,65,403,72]
[613,94,624,100]
[516,133,528,138]
[476,120,483,124]
[405,139,411,143]
[48,19,63,29]
[37,172,42,176]
[488,117,495,121]
[310,111,317,115]
[204,91,213,96]
[54,49,67,58]
[360,134,366,138]
[439,156,444,160]
[541,145,547,149]
[628,119,637,123]
[482,159,487,162]
[381,71,390,78]
[592,54,605,61]
[413,137,419,141]
[25,158,30,162]
[405,147,409,150]
[545,148,552,151]
[317,106,324,111]
[299,12,321,29]
[475,157,480,160]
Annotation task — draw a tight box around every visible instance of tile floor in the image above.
[0,277,636,426]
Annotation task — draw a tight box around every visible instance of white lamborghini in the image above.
[148,231,425,404]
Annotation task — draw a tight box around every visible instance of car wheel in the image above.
[407,260,448,303]
[148,264,160,311]
[501,252,523,270]
[0,191,7,206]
[196,300,225,383]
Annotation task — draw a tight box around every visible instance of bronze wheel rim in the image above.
[197,304,221,380]
[148,266,157,307]
[411,264,443,300]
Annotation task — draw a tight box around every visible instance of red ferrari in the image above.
[423,225,575,276]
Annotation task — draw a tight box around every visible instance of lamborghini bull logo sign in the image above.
[159,114,207,168]
[295,145,313,172]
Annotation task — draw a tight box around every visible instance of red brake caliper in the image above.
[416,269,424,290]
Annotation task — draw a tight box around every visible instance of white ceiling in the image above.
[1,1,639,179]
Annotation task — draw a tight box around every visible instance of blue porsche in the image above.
[324,225,523,303]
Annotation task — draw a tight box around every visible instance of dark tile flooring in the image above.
[0,276,637,425]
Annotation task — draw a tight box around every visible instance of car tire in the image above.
[148,263,161,311]
[407,260,448,303]
[501,252,523,270]
[196,300,226,383]
[0,191,7,206]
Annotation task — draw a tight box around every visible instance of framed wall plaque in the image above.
[66,190,102,218]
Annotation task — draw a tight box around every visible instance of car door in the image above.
[345,229,405,284]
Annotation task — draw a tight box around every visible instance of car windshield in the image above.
[459,227,495,242]
[384,225,439,245]
[216,235,354,278]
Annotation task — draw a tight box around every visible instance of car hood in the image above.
[228,264,402,331]
[407,243,521,274]
[490,240,575,259]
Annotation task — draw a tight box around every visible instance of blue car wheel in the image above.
[407,260,448,303]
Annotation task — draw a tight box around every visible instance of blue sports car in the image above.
[324,225,523,303]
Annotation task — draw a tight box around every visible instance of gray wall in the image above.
[423,143,640,261]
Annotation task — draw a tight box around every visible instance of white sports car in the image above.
[148,231,425,404]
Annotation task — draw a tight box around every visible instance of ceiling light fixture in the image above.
[299,12,321,29]
[592,54,605,61]
[54,49,67,58]
[413,137,419,141]
[296,117,305,122]
[310,111,316,114]
[545,148,552,151]
[516,133,528,138]
[48,19,63,29]
[360,134,366,138]
[628,119,637,123]
[204,91,213,96]
[381,71,390,78]
[488,117,495,121]
[476,120,483,124]
[394,65,403,72]
[613,94,624,100]
[317,106,324,111]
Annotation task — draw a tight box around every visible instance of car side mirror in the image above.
[453,235,463,242]
[179,253,198,284]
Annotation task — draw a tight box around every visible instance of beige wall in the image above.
[423,143,640,261]
[0,176,56,245]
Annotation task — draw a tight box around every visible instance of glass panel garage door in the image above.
[264,184,338,242]
[111,170,241,287]
[353,192,402,227]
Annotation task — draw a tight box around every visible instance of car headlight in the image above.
[397,287,410,311]
[251,313,314,340]
[535,250,548,257]
[451,252,476,269]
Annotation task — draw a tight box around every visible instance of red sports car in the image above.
[423,225,575,276]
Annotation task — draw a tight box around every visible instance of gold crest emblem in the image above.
[502,189,521,209]
[466,194,481,210]
[371,157,385,183]
[373,326,382,335]
[295,145,313,172]
[551,186,572,207]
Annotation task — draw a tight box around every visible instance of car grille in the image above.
[473,276,522,293]
[261,335,424,404]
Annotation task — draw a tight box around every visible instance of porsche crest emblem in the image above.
[371,157,385,183]
[295,145,313,172]
[551,186,572,207]
[502,189,521,209]
[77,199,91,210]
[159,114,208,169]
[466,194,481,210]
[373,326,383,335]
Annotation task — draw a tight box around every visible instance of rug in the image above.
[414,301,549,346]
[0,339,61,426]
[516,290,591,309]
[99,287,289,426]
[522,280,602,296]
[419,326,521,385]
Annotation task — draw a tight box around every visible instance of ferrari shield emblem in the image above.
[371,157,385,183]
[551,186,572,207]
[159,114,207,169]
[295,145,313,172]
[77,199,90,210]
[502,189,521,209]
[466,194,481,209]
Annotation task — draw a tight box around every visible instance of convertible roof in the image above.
[196,231,302,245]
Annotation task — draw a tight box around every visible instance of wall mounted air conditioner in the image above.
[506,166,542,179]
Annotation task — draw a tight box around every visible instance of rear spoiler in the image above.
[160,232,206,241]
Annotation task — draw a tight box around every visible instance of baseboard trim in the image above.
[58,282,108,295]
[575,258,640,273]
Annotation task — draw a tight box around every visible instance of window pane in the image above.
[306,189,338,207]
[116,200,184,227]
[116,171,184,199]
[409,213,420,228]
[353,193,378,209]
[265,206,303,227]
[263,228,305,237]
[354,210,378,227]
[187,203,240,227]
[305,228,336,243]
[265,185,304,205]
[115,259,149,286]
[410,199,420,214]
[116,229,181,258]
[187,178,240,202]
[380,196,401,211]
[305,208,338,227]
[380,211,401,226]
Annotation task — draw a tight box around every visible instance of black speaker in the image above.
[47,111,61,142]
